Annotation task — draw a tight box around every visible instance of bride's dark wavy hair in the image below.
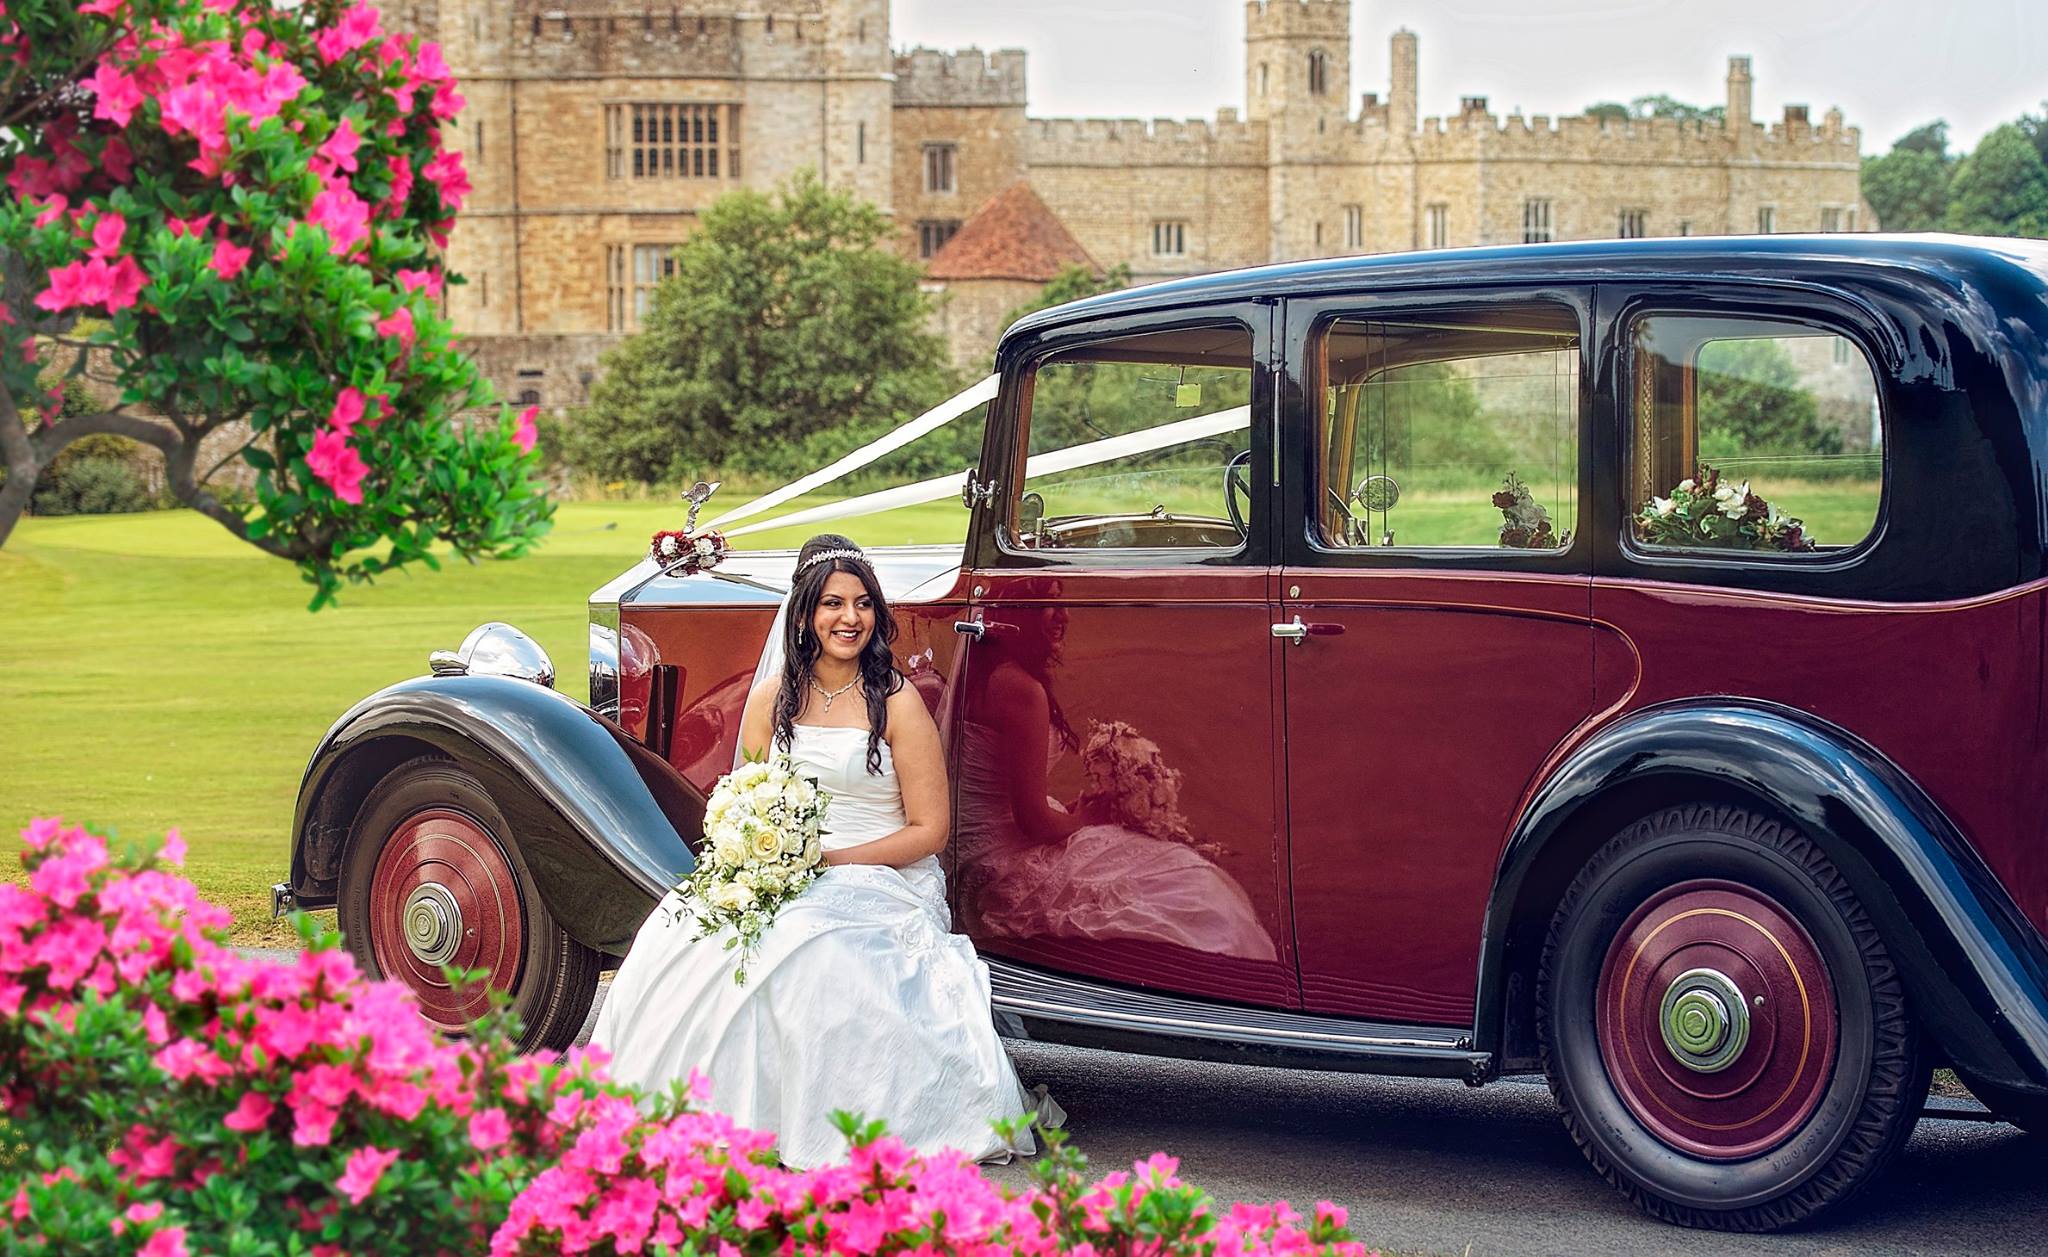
[774,533,903,774]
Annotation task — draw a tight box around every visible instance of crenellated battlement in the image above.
[893,46,1027,107]
[1024,111,1268,167]
[1406,104,1861,163]
[508,4,851,77]
[1244,0,1350,41]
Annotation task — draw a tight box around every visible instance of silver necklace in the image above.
[810,674,860,712]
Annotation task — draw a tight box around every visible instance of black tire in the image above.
[339,756,601,1054]
[1538,802,1928,1231]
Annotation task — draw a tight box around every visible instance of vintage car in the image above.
[281,234,2048,1231]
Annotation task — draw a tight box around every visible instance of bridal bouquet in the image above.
[679,756,828,985]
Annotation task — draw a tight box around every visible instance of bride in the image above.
[591,533,1056,1169]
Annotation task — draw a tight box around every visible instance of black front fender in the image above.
[287,674,704,955]
[1477,700,2048,1092]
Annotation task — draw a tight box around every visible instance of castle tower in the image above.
[1244,0,1352,127]
[1389,29,1418,133]
[822,0,894,209]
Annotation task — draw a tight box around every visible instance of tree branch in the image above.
[0,383,35,549]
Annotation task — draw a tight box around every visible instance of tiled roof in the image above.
[925,182,1098,282]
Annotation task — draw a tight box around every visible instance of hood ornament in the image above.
[650,480,729,577]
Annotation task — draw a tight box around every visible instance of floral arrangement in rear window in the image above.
[1636,464,1815,552]
[1493,470,1567,549]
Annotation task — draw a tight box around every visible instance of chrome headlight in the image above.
[428,622,556,688]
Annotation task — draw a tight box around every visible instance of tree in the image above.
[1000,261,1132,335]
[1627,94,1725,126]
[1944,124,2048,238]
[1584,102,1631,123]
[1893,120,1950,159]
[570,173,954,483]
[1862,149,1951,231]
[0,0,548,607]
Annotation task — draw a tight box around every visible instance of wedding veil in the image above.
[736,596,791,769]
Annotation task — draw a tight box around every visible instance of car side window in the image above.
[1317,305,1580,550]
[1628,315,1883,556]
[1009,324,1253,553]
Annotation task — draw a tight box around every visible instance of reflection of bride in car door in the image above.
[953,596,1276,962]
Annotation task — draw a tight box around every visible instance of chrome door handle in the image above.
[1271,616,1308,644]
[953,620,986,641]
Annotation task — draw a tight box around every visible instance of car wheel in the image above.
[1538,801,1927,1231]
[339,756,601,1054]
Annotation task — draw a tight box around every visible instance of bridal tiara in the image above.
[798,547,867,573]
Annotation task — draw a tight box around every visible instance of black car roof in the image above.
[1001,233,2048,344]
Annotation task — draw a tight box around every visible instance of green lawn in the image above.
[0,478,1879,945]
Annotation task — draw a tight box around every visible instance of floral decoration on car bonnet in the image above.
[1493,470,1567,549]
[1636,464,1815,552]
[650,480,730,575]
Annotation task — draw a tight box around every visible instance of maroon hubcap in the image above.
[1595,879,1838,1160]
[368,808,525,1033]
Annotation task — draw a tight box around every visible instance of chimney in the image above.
[1725,54,1753,132]
[1390,29,1418,132]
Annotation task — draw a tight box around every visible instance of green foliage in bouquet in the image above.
[1634,464,1815,552]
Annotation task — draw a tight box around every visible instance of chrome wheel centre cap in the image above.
[403,882,463,967]
[1658,967,1751,1073]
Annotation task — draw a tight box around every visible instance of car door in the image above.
[1278,289,1598,1026]
[948,303,1298,1009]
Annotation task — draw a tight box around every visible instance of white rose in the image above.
[711,882,755,912]
[1651,496,1675,517]
[792,780,817,808]
[1721,499,1748,519]
[1677,478,1695,493]
[659,535,679,557]
[749,828,782,860]
[695,536,716,558]
[1712,484,1734,502]
[803,835,822,864]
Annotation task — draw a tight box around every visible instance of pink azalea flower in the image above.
[223,1091,274,1133]
[313,4,384,64]
[124,1202,164,1224]
[306,429,368,504]
[328,386,367,434]
[305,186,369,256]
[167,214,214,239]
[79,0,124,16]
[291,1101,338,1147]
[88,211,126,259]
[138,1230,188,1257]
[382,154,414,216]
[395,267,441,297]
[374,305,415,353]
[512,404,538,454]
[210,236,252,281]
[469,1107,511,1152]
[421,150,470,211]
[104,255,146,312]
[32,196,66,229]
[102,136,133,183]
[318,116,361,174]
[336,1145,400,1205]
[87,61,145,127]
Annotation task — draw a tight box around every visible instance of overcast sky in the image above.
[894,0,2045,155]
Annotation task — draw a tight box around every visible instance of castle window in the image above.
[1845,207,1858,231]
[1307,49,1329,96]
[475,121,484,165]
[857,121,866,165]
[516,388,542,407]
[1522,198,1553,244]
[1259,63,1269,97]
[631,244,684,326]
[1313,221,1324,250]
[1152,220,1187,257]
[1344,204,1363,250]
[917,219,961,259]
[1618,209,1647,238]
[606,104,741,182]
[923,144,957,194]
[1756,206,1776,234]
[1427,203,1449,249]
[1819,206,1842,232]
[1678,220,1693,236]
[606,246,626,332]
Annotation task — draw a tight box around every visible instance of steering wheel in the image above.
[1224,449,1254,538]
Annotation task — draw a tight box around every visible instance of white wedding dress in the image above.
[591,724,1054,1169]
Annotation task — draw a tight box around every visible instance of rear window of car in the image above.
[1627,314,1883,557]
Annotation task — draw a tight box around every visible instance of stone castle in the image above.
[386,0,1868,403]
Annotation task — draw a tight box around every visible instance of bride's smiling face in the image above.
[811,572,876,663]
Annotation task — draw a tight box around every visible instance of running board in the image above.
[987,958,1493,1083]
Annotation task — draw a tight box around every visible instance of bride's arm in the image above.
[821,684,949,868]
[738,679,777,760]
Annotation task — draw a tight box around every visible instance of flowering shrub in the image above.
[1635,464,1814,552]
[0,818,1375,1256]
[0,0,549,604]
